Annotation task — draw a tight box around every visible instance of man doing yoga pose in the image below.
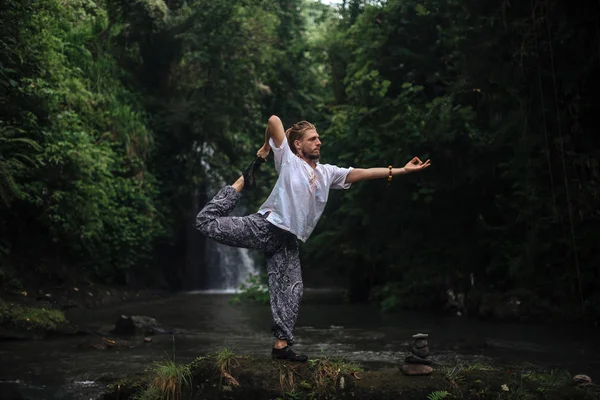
[196,115,431,362]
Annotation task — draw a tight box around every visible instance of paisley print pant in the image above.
[196,185,303,345]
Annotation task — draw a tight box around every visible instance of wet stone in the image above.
[414,339,428,349]
[412,333,429,339]
[335,373,358,395]
[401,364,433,376]
[573,375,592,386]
[411,346,429,358]
[405,355,432,365]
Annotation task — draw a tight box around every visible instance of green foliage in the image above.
[0,127,41,206]
[303,0,600,322]
[132,359,192,400]
[1,0,597,325]
[427,391,451,400]
[521,369,570,389]
[230,274,270,305]
[0,0,329,289]
[0,0,164,282]
[215,347,239,373]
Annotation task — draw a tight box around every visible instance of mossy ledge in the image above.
[0,299,66,339]
[100,350,599,400]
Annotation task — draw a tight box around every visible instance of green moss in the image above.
[0,299,66,332]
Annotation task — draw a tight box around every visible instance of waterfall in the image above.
[194,144,258,291]
[204,242,258,291]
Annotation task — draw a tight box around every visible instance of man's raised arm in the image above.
[257,115,286,159]
[345,157,431,184]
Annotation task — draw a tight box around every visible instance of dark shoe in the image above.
[242,156,266,190]
[271,346,308,362]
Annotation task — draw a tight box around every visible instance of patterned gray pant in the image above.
[196,186,303,345]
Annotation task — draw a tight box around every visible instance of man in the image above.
[196,115,431,362]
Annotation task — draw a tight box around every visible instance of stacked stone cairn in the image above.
[401,333,433,376]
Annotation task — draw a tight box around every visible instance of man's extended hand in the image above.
[404,157,431,173]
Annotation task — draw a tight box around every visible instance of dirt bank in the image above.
[100,353,599,400]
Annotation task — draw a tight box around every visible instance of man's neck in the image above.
[297,153,318,169]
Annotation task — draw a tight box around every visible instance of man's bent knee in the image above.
[195,212,212,235]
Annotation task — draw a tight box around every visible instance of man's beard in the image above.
[301,149,320,163]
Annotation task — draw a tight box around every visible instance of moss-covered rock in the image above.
[0,299,66,339]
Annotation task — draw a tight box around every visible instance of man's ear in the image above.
[294,140,301,152]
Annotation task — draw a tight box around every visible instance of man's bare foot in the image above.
[232,176,244,193]
[257,144,270,160]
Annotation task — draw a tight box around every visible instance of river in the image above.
[0,290,598,399]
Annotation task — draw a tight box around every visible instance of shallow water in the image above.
[0,290,598,399]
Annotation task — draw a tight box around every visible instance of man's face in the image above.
[296,129,321,161]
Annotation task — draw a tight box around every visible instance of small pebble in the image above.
[144,337,152,343]
[412,333,428,339]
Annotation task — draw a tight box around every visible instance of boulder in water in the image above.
[112,315,162,336]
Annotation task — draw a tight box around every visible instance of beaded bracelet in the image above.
[387,165,393,186]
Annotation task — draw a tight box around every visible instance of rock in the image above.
[401,364,433,376]
[414,339,428,349]
[144,337,152,343]
[411,346,429,358]
[112,315,159,336]
[113,315,135,335]
[573,374,592,386]
[335,373,358,395]
[131,316,158,332]
[412,333,428,339]
[405,355,432,365]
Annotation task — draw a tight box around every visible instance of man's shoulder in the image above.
[318,162,345,171]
